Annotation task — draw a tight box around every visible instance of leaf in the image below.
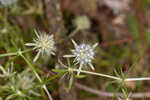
[6,94,18,100]
[145,29,150,45]
[43,72,67,85]
[75,74,86,78]
[52,69,67,73]
[68,74,74,90]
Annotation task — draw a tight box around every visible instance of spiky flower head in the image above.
[8,70,41,97]
[74,16,91,30]
[19,75,35,90]
[64,40,98,75]
[0,0,17,6]
[25,30,56,62]
[17,74,40,96]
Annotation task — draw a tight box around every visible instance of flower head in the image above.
[25,30,56,62]
[7,70,41,98]
[19,75,35,90]
[0,0,17,6]
[64,40,98,75]
[74,16,91,30]
[73,43,94,65]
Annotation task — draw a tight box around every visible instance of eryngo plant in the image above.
[0,0,17,6]
[2,70,40,100]
[25,30,56,62]
[64,40,98,75]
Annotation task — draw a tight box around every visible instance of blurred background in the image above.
[0,0,150,100]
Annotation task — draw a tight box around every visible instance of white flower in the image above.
[25,30,56,62]
[64,40,98,75]
[0,0,17,6]
[8,71,41,97]
[19,75,35,90]
[74,16,91,30]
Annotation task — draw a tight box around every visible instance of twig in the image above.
[69,68,150,82]
[0,49,32,57]
[70,68,121,81]
[75,82,150,98]
[20,53,53,100]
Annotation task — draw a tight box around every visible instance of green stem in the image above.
[69,68,121,81]
[69,68,150,82]
[68,28,79,38]
[57,28,79,44]
[0,49,33,57]
[19,54,53,100]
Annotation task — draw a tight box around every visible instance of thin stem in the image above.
[43,85,53,100]
[125,77,150,81]
[0,52,18,57]
[75,82,150,98]
[68,28,79,38]
[0,49,33,57]
[57,28,79,44]
[69,68,121,81]
[20,54,53,100]
[69,68,150,82]
[20,54,42,82]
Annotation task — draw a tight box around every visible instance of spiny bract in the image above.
[25,30,56,62]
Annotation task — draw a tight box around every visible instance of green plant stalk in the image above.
[69,68,150,82]
[125,77,150,81]
[68,28,79,38]
[69,68,121,81]
[20,54,53,100]
[0,49,33,57]
[57,28,79,44]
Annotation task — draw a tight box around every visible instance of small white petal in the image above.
[33,51,41,62]
[74,61,79,65]
[73,57,78,63]
[93,43,98,49]
[51,52,55,55]
[63,55,76,58]
[72,40,78,47]
[77,64,83,75]
[88,63,95,70]
[34,29,40,38]
[25,43,36,46]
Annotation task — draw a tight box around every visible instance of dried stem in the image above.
[75,82,150,98]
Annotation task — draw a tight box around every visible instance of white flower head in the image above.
[64,40,98,75]
[25,30,56,62]
[9,71,41,97]
[19,75,35,90]
[0,0,17,6]
[74,16,91,30]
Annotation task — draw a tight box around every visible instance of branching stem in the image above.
[0,49,33,57]
[19,52,53,100]
[69,68,150,82]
